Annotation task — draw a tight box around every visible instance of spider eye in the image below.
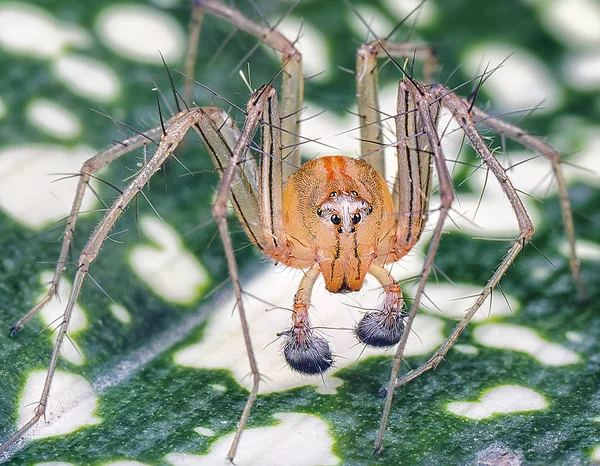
[317,208,323,217]
[368,206,373,214]
[337,227,343,233]
[350,190,358,196]
[329,191,337,197]
[331,214,342,225]
[351,213,361,224]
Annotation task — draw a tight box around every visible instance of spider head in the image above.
[283,155,395,294]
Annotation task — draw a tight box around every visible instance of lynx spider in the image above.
[0,0,583,462]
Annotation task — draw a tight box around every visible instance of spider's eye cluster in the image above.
[316,191,373,234]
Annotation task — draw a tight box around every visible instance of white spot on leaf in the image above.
[560,239,600,262]
[422,283,518,322]
[438,106,467,163]
[447,384,548,420]
[540,0,600,48]
[166,413,339,466]
[0,96,6,119]
[565,331,584,343]
[129,216,210,304]
[463,43,563,112]
[194,427,215,437]
[35,462,76,466]
[454,344,479,355]
[110,303,132,324]
[468,150,559,199]
[26,99,82,140]
[593,445,600,462]
[564,126,600,185]
[276,19,330,81]
[405,314,446,357]
[301,103,356,158]
[564,52,600,91]
[0,144,98,228]
[96,5,184,64]
[0,3,90,58]
[53,54,120,102]
[347,5,396,40]
[474,323,580,366]
[104,462,152,466]
[383,0,438,27]
[428,192,540,237]
[19,370,100,440]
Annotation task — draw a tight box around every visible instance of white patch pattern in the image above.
[474,323,580,366]
[447,385,548,420]
[165,413,339,466]
[129,217,210,304]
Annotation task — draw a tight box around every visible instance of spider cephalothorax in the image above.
[282,155,395,293]
[279,155,404,374]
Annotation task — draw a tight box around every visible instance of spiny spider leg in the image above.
[187,0,303,179]
[1,109,206,454]
[374,78,457,453]
[203,85,285,462]
[356,39,436,174]
[0,84,284,461]
[354,33,582,453]
[375,79,538,452]
[5,0,306,459]
[468,105,584,297]
[9,125,165,336]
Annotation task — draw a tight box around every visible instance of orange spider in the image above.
[1,0,582,462]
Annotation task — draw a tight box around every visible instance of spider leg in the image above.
[9,124,167,335]
[194,89,292,261]
[375,79,456,453]
[2,83,288,458]
[385,83,577,389]
[193,106,266,250]
[376,79,543,453]
[12,105,207,336]
[391,78,441,258]
[467,103,584,297]
[355,264,405,348]
[356,39,436,175]
[0,108,214,455]
[196,84,292,462]
[280,263,334,374]
[187,0,303,179]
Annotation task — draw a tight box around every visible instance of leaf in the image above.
[1,0,599,465]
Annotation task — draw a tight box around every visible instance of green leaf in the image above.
[1,0,599,465]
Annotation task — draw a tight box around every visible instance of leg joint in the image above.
[440,191,454,209]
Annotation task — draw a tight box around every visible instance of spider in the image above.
[0,0,583,462]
